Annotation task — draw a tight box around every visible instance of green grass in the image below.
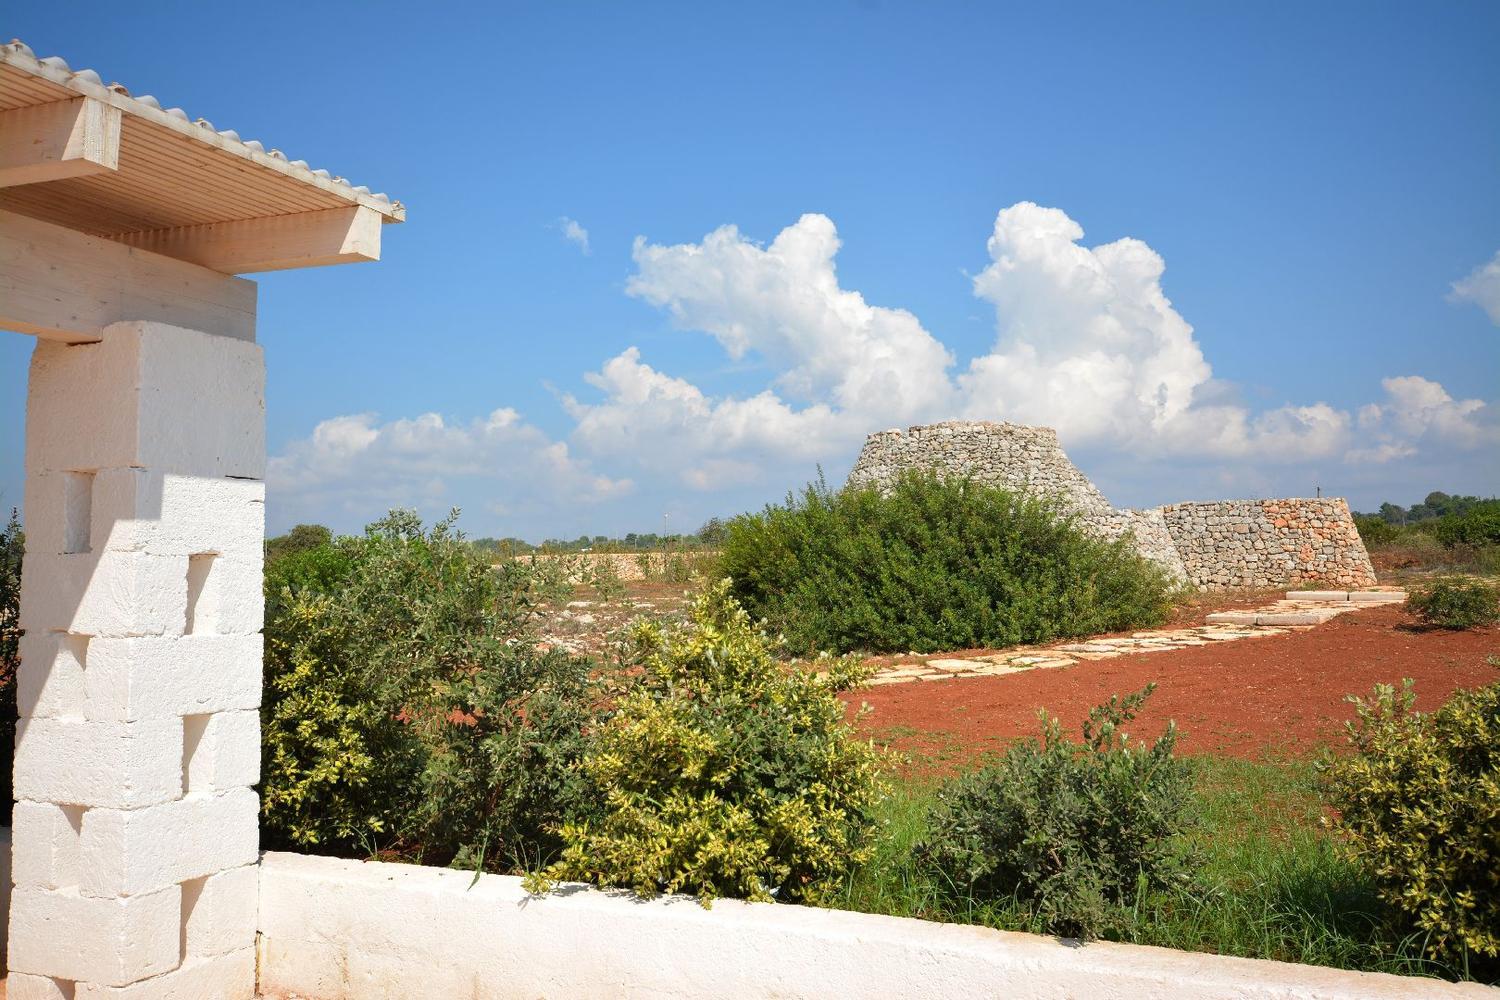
[829,756,1486,983]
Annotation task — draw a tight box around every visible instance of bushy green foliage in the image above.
[915,686,1195,939]
[0,507,22,816]
[1353,514,1402,547]
[719,473,1172,654]
[1434,504,1500,549]
[264,523,333,565]
[1408,578,1499,630]
[1322,681,1500,967]
[262,510,596,872]
[529,580,886,904]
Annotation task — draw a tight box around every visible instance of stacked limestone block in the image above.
[10,323,263,999]
[846,422,1190,583]
[1159,499,1376,590]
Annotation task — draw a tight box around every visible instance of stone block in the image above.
[11,801,85,891]
[181,865,259,959]
[14,716,183,810]
[182,555,263,636]
[1256,610,1340,626]
[1291,591,1348,602]
[182,710,261,793]
[83,634,262,722]
[1349,591,1406,603]
[8,884,180,987]
[1204,612,1259,626]
[17,630,88,720]
[26,321,265,479]
[91,468,265,560]
[19,550,188,638]
[74,948,256,1000]
[79,788,259,898]
[6,973,77,1000]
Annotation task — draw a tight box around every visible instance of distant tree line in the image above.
[1358,491,1496,526]
[267,517,730,564]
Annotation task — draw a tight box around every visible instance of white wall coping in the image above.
[256,851,1495,1000]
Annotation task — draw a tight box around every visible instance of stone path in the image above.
[865,588,1407,686]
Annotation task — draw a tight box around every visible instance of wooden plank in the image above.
[0,96,120,187]
[0,208,256,343]
[115,205,382,274]
[0,53,405,223]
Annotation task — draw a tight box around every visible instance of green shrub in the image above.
[1354,514,1401,548]
[719,473,1172,655]
[1408,578,1499,630]
[915,685,1195,940]
[1322,680,1500,966]
[262,509,596,872]
[1435,504,1500,549]
[0,508,21,818]
[528,580,886,904]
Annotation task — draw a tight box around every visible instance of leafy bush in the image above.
[719,473,1172,655]
[1322,681,1500,966]
[1354,514,1402,548]
[1407,578,1499,630]
[262,510,597,872]
[1434,504,1500,549]
[529,580,886,904]
[915,685,1195,939]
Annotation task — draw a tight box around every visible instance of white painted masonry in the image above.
[10,322,265,997]
[256,853,1493,1000]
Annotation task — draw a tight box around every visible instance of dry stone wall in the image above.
[845,421,1376,591]
[1160,499,1376,589]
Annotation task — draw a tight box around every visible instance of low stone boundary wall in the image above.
[1161,499,1376,589]
[256,852,1487,1000]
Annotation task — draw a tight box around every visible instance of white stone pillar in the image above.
[9,322,264,999]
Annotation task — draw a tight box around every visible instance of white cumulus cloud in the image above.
[1345,376,1498,463]
[271,204,1498,535]
[267,408,631,531]
[1450,250,1500,326]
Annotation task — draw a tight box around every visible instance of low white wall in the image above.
[257,852,1492,1000]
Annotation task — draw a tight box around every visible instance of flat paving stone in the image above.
[867,590,1399,687]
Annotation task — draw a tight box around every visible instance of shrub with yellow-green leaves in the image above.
[262,510,596,873]
[1321,679,1500,966]
[528,579,886,904]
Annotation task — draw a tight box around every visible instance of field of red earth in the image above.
[847,604,1499,773]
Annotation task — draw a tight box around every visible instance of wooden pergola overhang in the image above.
[0,38,404,343]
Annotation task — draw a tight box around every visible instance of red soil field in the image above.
[848,605,1498,770]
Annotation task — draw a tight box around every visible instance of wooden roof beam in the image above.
[0,96,120,188]
[116,204,383,274]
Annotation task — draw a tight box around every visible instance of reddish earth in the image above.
[847,606,1498,772]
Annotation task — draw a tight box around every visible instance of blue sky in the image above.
[3,1,1497,540]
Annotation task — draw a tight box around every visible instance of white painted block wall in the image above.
[256,853,1494,1000]
[9,321,263,999]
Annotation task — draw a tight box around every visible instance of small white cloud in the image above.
[1450,250,1500,326]
[557,217,591,255]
